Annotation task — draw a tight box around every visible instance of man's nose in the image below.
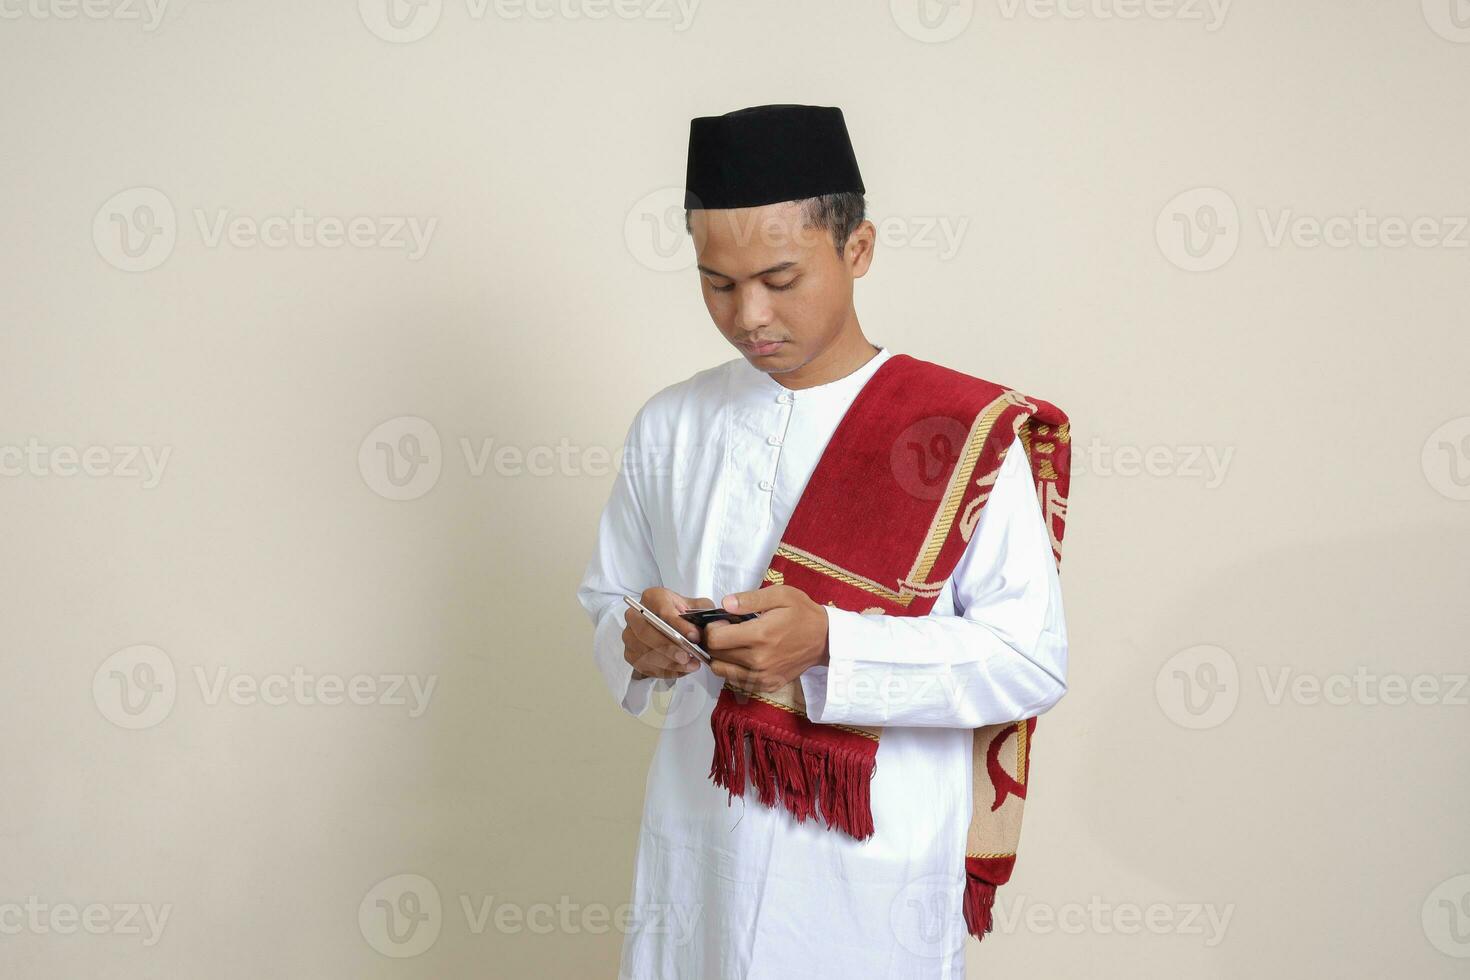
[733,285,773,330]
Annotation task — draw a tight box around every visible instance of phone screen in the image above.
[680,608,758,627]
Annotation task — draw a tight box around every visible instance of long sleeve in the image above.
[576,409,673,718]
[798,433,1068,728]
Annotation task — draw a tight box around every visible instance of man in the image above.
[577,104,1070,979]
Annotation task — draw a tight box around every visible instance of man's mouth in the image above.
[741,340,785,356]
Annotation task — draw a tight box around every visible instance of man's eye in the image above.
[766,278,798,291]
[709,282,735,293]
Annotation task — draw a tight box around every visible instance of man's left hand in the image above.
[703,585,830,694]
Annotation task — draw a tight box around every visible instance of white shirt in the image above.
[576,344,1068,980]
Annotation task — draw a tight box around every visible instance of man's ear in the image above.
[846,219,876,278]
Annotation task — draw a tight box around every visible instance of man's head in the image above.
[685,193,875,376]
[683,105,874,379]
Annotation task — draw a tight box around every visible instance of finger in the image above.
[703,623,760,660]
[708,658,761,693]
[626,610,691,661]
[721,585,793,615]
[644,601,704,643]
[624,636,696,678]
[622,625,696,675]
[623,611,671,658]
[625,642,675,678]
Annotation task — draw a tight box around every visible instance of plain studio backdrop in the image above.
[2,2,1468,977]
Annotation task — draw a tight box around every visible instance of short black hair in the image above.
[684,192,868,258]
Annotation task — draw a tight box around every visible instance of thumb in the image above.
[721,585,791,615]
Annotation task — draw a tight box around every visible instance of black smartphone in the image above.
[680,608,758,628]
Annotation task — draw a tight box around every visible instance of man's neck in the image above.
[772,324,881,391]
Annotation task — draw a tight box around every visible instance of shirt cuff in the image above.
[800,605,874,725]
[594,603,674,718]
[620,669,673,717]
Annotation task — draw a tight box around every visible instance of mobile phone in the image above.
[680,608,758,628]
[623,595,713,666]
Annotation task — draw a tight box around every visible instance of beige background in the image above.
[3,1,1468,977]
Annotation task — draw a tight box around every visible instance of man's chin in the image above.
[740,345,799,371]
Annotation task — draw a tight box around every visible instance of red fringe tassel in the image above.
[708,698,875,841]
[962,872,997,940]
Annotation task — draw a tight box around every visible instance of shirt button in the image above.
[767,435,783,447]
[759,480,773,491]
[776,392,793,404]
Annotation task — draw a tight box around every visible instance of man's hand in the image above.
[703,585,831,695]
[622,587,717,680]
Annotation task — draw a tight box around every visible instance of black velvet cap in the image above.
[684,104,865,210]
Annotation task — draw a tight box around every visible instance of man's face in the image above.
[689,201,874,376]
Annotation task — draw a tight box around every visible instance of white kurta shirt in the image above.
[576,344,1068,980]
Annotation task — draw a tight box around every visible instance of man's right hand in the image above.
[623,587,716,680]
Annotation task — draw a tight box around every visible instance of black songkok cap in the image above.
[684,104,865,210]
